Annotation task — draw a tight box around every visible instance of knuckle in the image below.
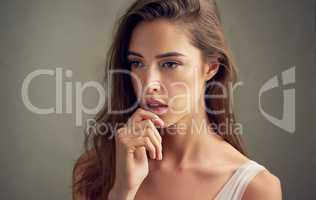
[147,128,156,139]
[117,136,127,145]
[144,122,152,130]
[122,142,135,153]
[116,127,126,135]
[145,126,151,133]
[143,136,151,145]
[115,133,123,142]
[116,131,126,141]
[143,136,149,142]
[145,127,153,137]
[126,117,133,124]
[132,126,143,136]
[134,108,143,115]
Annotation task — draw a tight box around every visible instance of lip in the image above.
[141,98,168,115]
[144,98,168,107]
[145,105,169,115]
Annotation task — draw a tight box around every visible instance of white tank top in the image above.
[213,160,267,200]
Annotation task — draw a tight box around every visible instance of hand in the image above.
[111,108,164,197]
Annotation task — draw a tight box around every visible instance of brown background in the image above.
[0,0,315,199]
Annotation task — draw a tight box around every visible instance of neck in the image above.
[158,110,225,169]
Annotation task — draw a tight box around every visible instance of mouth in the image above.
[145,104,169,115]
[142,98,169,115]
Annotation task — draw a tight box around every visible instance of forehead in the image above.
[128,19,200,58]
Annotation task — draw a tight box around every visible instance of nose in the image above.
[146,80,161,94]
[144,67,162,95]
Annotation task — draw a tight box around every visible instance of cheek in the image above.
[166,74,204,112]
[166,81,194,113]
[168,68,201,97]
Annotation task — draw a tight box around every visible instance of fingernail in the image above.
[153,118,164,127]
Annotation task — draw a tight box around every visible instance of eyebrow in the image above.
[127,51,186,59]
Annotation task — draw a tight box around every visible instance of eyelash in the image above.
[128,60,181,69]
[128,61,143,68]
[162,61,180,69]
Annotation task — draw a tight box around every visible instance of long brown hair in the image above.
[72,0,248,199]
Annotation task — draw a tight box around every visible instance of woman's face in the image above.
[128,19,217,126]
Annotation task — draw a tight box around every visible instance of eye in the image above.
[128,60,144,69]
[161,61,180,69]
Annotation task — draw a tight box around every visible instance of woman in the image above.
[72,0,282,199]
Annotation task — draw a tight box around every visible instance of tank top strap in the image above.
[214,160,267,200]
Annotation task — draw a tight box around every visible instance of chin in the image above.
[159,112,188,128]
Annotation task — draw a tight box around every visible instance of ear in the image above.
[204,61,220,81]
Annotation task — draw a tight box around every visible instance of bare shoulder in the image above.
[216,140,282,199]
[242,169,282,200]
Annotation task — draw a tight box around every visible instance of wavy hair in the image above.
[72,0,248,199]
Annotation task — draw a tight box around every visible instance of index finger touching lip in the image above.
[134,108,165,127]
[151,117,165,128]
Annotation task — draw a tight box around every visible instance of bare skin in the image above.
[108,19,282,200]
[135,134,251,200]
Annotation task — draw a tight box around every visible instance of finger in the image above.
[146,128,162,160]
[128,119,159,137]
[146,120,162,143]
[132,136,156,159]
[131,120,161,157]
[146,121,163,160]
[143,125,161,160]
[131,108,164,127]
[115,126,127,144]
